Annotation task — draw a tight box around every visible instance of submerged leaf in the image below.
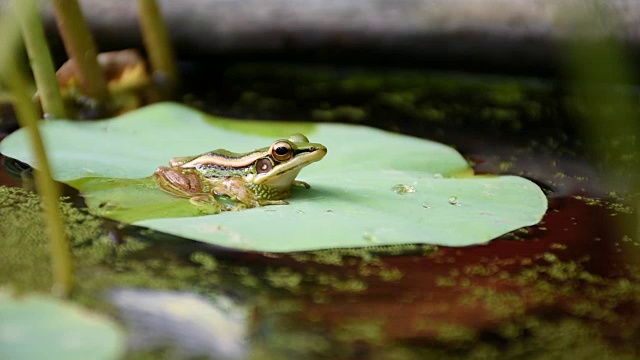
[0,103,547,252]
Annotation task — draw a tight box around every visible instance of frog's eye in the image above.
[271,141,293,161]
[256,158,273,174]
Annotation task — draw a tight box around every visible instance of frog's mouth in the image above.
[254,146,327,189]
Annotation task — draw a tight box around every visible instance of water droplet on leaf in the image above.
[391,184,416,194]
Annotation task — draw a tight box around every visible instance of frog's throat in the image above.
[253,147,327,186]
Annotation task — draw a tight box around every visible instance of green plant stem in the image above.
[7,62,75,298]
[0,17,74,298]
[14,0,67,119]
[136,0,179,94]
[51,0,109,101]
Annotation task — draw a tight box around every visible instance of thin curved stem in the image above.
[14,0,67,118]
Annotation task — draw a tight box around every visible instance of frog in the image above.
[153,133,327,212]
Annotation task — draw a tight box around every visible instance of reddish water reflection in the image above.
[226,193,639,348]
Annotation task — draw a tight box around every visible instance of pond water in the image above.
[1,63,639,359]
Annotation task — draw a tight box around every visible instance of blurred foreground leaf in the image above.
[0,289,125,360]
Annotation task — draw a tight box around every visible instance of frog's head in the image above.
[252,134,327,191]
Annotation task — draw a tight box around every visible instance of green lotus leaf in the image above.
[0,289,125,360]
[0,103,547,252]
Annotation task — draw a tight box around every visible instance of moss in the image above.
[333,319,385,345]
[314,273,368,293]
[3,186,639,358]
[435,276,457,287]
[265,267,303,292]
[417,106,447,122]
[233,91,289,113]
[311,105,367,122]
[303,251,346,266]
[435,324,478,344]
[464,264,501,277]
[212,63,567,148]
[0,186,239,308]
[0,186,113,293]
[261,331,332,356]
[290,244,438,269]
[378,268,404,282]
[189,251,218,271]
[462,287,527,319]
[574,195,634,215]
[549,243,567,250]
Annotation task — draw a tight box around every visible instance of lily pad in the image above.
[0,103,547,252]
[0,289,125,360]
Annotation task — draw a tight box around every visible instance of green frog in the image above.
[153,134,327,211]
